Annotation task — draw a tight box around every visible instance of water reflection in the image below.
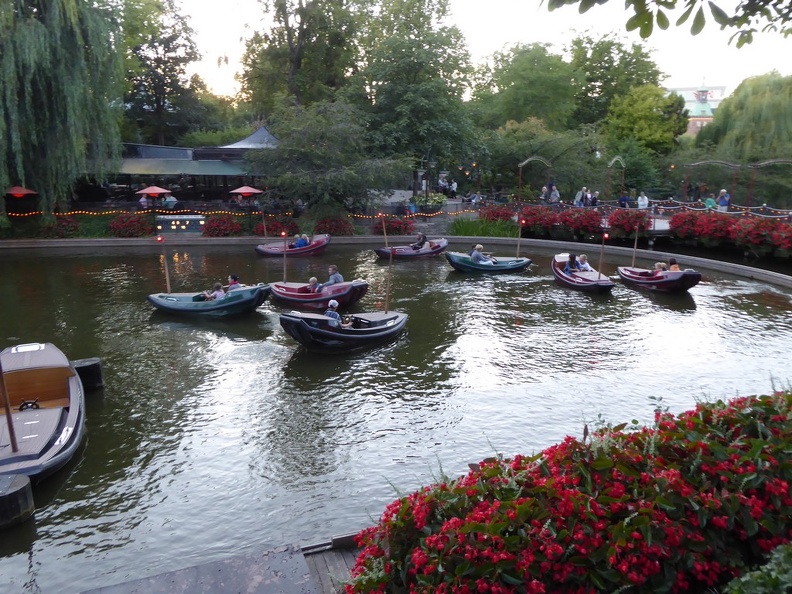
[1,245,791,593]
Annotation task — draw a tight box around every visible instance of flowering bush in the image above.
[669,211,702,240]
[518,206,558,237]
[479,205,516,223]
[347,392,792,594]
[40,216,80,238]
[558,208,604,237]
[374,217,415,236]
[607,209,652,238]
[253,217,299,237]
[108,213,153,237]
[202,214,242,237]
[694,212,735,247]
[314,216,355,236]
[415,192,447,207]
[729,217,781,256]
[770,223,792,252]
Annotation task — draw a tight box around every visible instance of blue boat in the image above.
[444,251,532,273]
[147,284,270,317]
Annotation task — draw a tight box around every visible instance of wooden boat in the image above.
[0,342,86,481]
[445,251,532,273]
[551,253,615,294]
[147,283,270,317]
[254,234,331,257]
[269,280,369,311]
[617,266,702,293]
[279,310,408,353]
[374,238,448,259]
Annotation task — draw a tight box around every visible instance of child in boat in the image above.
[668,257,681,271]
[654,262,668,276]
[204,283,225,300]
[323,299,351,328]
[578,254,593,272]
[307,277,319,292]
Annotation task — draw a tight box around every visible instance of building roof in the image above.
[118,159,246,176]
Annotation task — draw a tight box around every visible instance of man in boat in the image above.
[227,274,242,290]
[470,244,496,265]
[323,299,351,328]
[315,265,344,292]
[411,233,428,250]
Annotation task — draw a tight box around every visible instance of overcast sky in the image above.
[184,0,792,97]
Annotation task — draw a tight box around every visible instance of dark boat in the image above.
[445,251,532,273]
[147,284,270,317]
[551,253,615,294]
[279,310,408,353]
[269,280,369,311]
[374,238,448,259]
[0,342,86,481]
[617,266,702,293]
[254,234,331,257]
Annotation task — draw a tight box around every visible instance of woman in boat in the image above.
[411,233,428,250]
[204,283,226,300]
[293,234,309,248]
[227,274,242,290]
[564,254,582,274]
[578,254,593,272]
[315,265,344,292]
[470,244,496,265]
[323,299,351,328]
[668,257,681,272]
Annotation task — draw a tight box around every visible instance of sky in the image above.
[184,0,792,98]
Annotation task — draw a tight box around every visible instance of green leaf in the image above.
[708,1,730,26]
[676,1,696,26]
[625,13,643,31]
[691,6,706,35]
[656,10,670,29]
[501,572,523,585]
[591,457,614,470]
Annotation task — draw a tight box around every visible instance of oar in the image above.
[0,356,19,453]
[597,232,609,280]
[385,249,393,313]
[631,225,639,267]
[157,235,171,293]
[380,213,389,248]
[281,231,288,282]
[516,216,525,258]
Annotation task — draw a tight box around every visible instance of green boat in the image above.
[147,284,270,317]
[445,251,532,273]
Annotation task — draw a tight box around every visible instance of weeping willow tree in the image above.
[0,0,123,226]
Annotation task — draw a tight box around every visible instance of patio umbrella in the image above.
[5,186,37,198]
[135,186,171,196]
[229,185,263,197]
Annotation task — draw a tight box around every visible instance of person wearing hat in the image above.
[323,299,351,328]
[227,274,242,291]
[470,244,496,265]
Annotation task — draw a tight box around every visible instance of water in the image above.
[1,243,791,593]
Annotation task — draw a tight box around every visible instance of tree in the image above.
[245,100,410,211]
[547,0,792,46]
[471,44,581,130]
[606,85,688,156]
[1,0,122,223]
[568,34,663,126]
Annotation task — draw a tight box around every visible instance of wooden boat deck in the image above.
[0,408,65,464]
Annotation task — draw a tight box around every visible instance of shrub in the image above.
[694,212,735,247]
[40,216,80,238]
[725,543,792,593]
[518,206,558,237]
[557,208,604,236]
[202,214,243,237]
[108,213,153,237]
[669,210,702,240]
[374,217,415,236]
[415,192,446,207]
[314,216,354,236]
[253,217,299,237]
[347,392,792,594]
[607,209,652,238]
[770,223,792,252]
[729,217,781,256]
[479,205,516,223]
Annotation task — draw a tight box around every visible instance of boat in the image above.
[444,251,532,273]
[0,342,86,481]
[254,233,331,257]
[551,253,615,294]
[279,310,408,353]
[617,266,702,293]
[147,283,270,317]
[374,238,449,259]
[269,280,369,310]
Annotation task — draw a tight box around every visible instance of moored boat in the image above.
[279,310,408,353]
[269,280,369,311]
[374,238,448,259]
[617,266,702,293]
[445,251,532,273]
[254,234,331,257]
[1,343,86,481]
[147,283,270,317]
[551,253,615,294]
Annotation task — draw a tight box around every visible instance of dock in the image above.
[81,534,359,594]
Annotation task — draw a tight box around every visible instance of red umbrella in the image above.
[5,186,37,198]
[135,186,171,197]
[230,185,263,197]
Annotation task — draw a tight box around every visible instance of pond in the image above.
[1,243,791,593]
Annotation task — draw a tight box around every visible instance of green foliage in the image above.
[449,217,520,238]
[179,126,256,149]
[725,543,792,593]
[414,193,446,207]
[607,137,661,193]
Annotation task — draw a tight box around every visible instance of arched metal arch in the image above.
[517,156,553,201]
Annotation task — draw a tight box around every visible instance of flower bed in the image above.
[518,206,558,237]
[607,209,652,238]
[253,217,299,237]
[479,205,516,223]
[347,392,792,594]
[109,213,153,237]
[314,216,355,236]
[374,217,415,236]
[202,214,242,237]
[558,209,604,237]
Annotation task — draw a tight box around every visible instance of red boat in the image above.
[254,233,331,257]
[617,266,702,293]
[551,253,615,294]
[374,238,448,259]
[269,280,369,310]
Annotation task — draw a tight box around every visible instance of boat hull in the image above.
[0,343,86,482]
[279,311,408,353]
[374,238,448,259]
[269,280,369,311]
[551,254,615,294]
[617,267,702,293]
[445,251,532,273]
[147,284,270,317]
[254,234,331,257]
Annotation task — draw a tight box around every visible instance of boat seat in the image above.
[3,366,74,408]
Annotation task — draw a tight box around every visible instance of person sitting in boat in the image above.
[298,234,310,247]
[203,283,226,300]
[668,257,681,272]
[470,244,496,265]
[288,234,301,248]
[564,254,582,274]
[227,274,242,290]
[291,234,309,248]
[578,254,593,272]
[315,265,344,292]
[411,233,428,250]
[307,276,319,293]
[653,262,668,276]
[324,299,351,328]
